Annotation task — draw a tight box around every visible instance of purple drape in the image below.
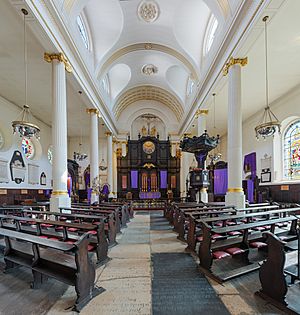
[101,184,109,195]
[67,176,72,197]
[214,169,228,195]
[131,170,138,189]
[87,188,92,204]
[244,152,256,180]
[160,170,168,189]
[247,179,254,203]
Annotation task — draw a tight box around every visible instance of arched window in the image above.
[283,120,300,180]
[203,15,218,56]
[101,75,110,95]
[22,137,35,160]
[76,15,89,49]
[186,77,195,97]
[48,145,53,165]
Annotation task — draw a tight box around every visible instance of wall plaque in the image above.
[281,185,289,191]
[0,189,7,195]
[21,189,28,194]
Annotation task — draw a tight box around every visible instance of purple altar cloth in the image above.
[139,192,161,199]
[214,169,228,195]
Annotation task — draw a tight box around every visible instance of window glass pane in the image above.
[22,137,35,160]
[283,120,300,180]
[76,16,89,49]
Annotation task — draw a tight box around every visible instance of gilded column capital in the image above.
[223,57,248,76]
[86,108,100,116]
[105,131,112,136]
[195,109,209,118]
[44,52,72,73]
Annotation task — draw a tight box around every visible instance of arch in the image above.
[113,85,184,121]
[98,43,199,81]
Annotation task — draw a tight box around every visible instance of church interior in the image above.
[0,0,300,314]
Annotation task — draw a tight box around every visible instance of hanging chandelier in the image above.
[208,93,222,163]
[12,9,40,139]
[255,16,280,140]
[99,158,107,171]
[74,91,88,161]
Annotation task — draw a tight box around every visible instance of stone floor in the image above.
[47,211,286,315]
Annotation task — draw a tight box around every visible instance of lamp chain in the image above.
[264,16,269,110]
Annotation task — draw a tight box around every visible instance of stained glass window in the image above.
[76,16,89,49]
[21,137,35,159]
[283,120,300,180]
[48,145,53,165]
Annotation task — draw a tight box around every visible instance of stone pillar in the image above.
[44,53,72,211]
[196,109,209,203]
[87,108,99,204]
[223,57,248,209]
[112,141,118,198]
[106,132,114,198]
[180,151,190,200]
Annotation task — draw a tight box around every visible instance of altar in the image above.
[117,134,180,200]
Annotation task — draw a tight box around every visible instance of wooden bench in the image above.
[256,231,300,314]
[22,209,118,247]
[185,206,296,252]
[61,206,122,234]
[0,228,103,311]
[177,207,236,246]
[199,215,298,282]
[0,214,109,265]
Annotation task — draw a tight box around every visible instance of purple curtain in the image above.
[67,176,72,197]
[87,188,92,204]
[214,169,228,195]
[160,170,168,189]
[247,179,254,203]
[101,184,109,195]
[131,170,138,189]
[244,152,256,180]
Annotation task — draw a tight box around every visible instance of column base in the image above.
[199,189,208,203]
[50,194,71,212]
[225,191,245,209]
[91,193,99,204]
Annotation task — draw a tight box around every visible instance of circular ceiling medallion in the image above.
[138,1,159,23]
[142,64,158,75]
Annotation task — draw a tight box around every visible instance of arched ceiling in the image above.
[58,0,243,134]
[114,85,184,121]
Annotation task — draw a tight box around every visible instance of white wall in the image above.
[0,96,52,189]
[219,85,300,181]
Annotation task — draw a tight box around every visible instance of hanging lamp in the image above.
[12,8,40,139]
[208,93,221,163]
[255,16,280,140]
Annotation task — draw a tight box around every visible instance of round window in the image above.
[21,137,35,159]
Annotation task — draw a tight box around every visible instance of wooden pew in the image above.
[256,231,300,313]
[0,228,103,311]
[0,214,109,265]
[22,209,118,247]
[198,215,297,282]
[61,206,122,234]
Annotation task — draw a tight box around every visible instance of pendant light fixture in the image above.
[208,93,221,164]
[255,16,280,140]
[12,8,40,139]
[73,91,88,161]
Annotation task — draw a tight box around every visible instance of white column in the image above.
[113,141,118,198]
[88,109,99,203]
[225,58,247,209]
[180,151,190,199]
[196,109,209,203]
[106,132,114,198]
[45,53,71,211]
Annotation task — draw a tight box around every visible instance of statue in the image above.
[150,125,157,137]
[141,125,147,136]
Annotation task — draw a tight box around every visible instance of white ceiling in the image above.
[189,0,300,137]
[0,0,108,137]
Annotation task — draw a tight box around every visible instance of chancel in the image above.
[0,0,300,314]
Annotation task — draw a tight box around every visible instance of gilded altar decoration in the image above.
[142,64,158,75]
[141,125,147,136]
[150,126,157,136]
[143,141,155,154]
[138,1,159,23]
